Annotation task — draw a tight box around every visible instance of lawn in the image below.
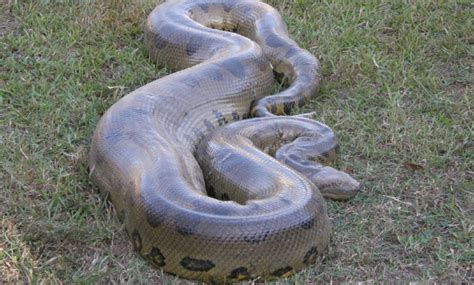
[1,0,472,283]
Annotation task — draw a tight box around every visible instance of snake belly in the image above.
[89,0,360,283]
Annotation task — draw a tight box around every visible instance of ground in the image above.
[1,0,472,283]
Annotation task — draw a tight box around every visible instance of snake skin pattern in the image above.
[89,0,360,282]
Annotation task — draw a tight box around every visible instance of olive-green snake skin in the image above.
[89,0,360,282]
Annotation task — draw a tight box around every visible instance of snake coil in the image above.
[89,0,359,282]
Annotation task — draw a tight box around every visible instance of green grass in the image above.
[1,0,472,283]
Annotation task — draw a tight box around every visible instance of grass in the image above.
[1,0,472,283]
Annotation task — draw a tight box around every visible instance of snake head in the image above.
[278,154,360,200]
[276,146,360,200]
[307,166,360,200]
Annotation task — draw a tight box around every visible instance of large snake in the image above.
[89,0,360,282]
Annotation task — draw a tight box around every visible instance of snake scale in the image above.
[89,0,360,282]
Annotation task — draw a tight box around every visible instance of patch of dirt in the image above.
[437,61,472,98]
[446,81,471,97]
[0,3,19,37]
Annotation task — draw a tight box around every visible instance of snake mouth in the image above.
[319,183,361,200]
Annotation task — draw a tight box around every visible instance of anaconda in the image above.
[89,0,360,282]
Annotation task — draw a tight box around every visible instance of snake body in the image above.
[89,0,359,282]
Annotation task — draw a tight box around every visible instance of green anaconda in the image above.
[89,0,360,282]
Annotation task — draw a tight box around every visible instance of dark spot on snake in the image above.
[186,35,205,56]
[301,215,315,230]
[212,110,227,126]
[198,3,209,12]
[146,246,166,267]
[204,119,214,131]
[176,225,195,236]
[243,230,269,244]
[219,58,246,79]
[105,129,122,144]
[232,111,240,121]
[285,47,299,58]
[283,101,295,114]
[208,67,224,81]
[271,266,293,277]
[151,33,167,50]
[153,24,175,49]
[131,229,142,252]
[303,246,319,265]
[221,193,230,201]
[146,207,162,228]
[262,13,279,27]
[175,212,199,236]
[180,256,215,272]
[228,267,251,280]
[265,34,286,48]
